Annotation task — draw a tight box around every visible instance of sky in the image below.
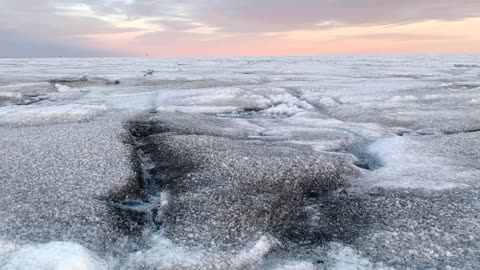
[1,0,480,57]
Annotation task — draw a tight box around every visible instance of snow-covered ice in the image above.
[0,55,479,269]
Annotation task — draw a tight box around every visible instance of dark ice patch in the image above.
[120,112,362,250]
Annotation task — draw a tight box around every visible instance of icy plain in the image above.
[0,55,479,269]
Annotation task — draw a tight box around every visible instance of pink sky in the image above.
[1,1,480,57]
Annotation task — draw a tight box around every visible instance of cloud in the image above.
[1,0,480,57]
[181,0,480,32]
[129,29,290,56]
[0,31,117,58]
[0,1,151,36]
[341,33,458,41]
[0,0,159,56]
[81,0,480,33]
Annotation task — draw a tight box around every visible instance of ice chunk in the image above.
[54,83,72,92]
[155,87,272,114]
[231,236,279,269]
[263,103,304,115]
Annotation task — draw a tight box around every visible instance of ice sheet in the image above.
[1,55,480,269]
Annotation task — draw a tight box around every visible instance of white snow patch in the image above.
[123,234,277,270]
[155,88,272,114]
[389,95,418,103]
[98,90,159,110]
[288,139,351,152]
[385,72,423,79]
[123,235,205,269]
[365,137,470,190]
[2,242,110,270]
[263,104,304,115]
[270,261,316,270]
[328,242,393,270]
[262,92,314,115]
[231,236,278,268]
[160,191,170,209]
[467,98,480,105]
[318,97,340,107]
[55,83,72,92]
[0,92,23,99]
[0,104,107,126]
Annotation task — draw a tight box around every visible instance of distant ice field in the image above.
[0,55,479,269]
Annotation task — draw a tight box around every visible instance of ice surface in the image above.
[1,55,479,269]
[0,113,140,249]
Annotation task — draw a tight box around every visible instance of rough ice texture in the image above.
[0,113,141,251]
[0,55,479,269]
[128,113,359,246]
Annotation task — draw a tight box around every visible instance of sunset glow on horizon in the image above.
[2,0,480,57]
